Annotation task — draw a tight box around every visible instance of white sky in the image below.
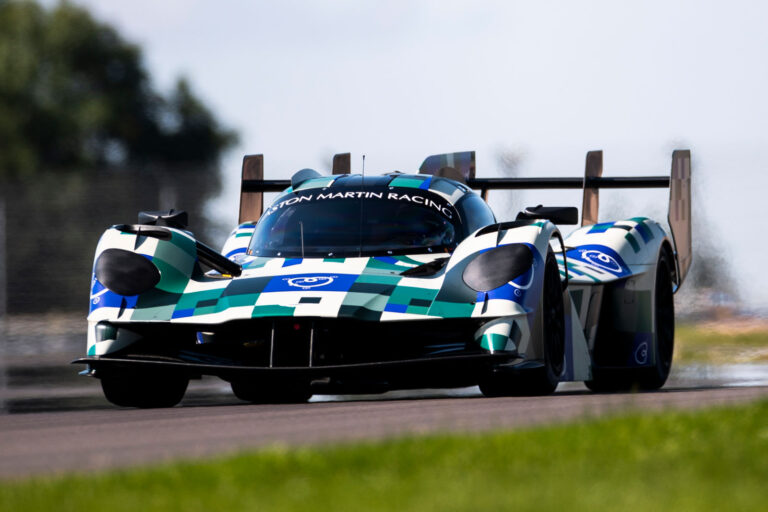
[64,0,768,309]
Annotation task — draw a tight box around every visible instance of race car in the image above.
[76,149,692,407]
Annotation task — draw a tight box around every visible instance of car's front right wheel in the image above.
[584,249,675,392]
[230,379,312,404]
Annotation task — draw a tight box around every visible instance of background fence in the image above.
[1,167,223,314]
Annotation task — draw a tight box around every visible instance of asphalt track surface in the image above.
[2,372,768,479]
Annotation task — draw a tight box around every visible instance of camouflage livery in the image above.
[78,150,691,407]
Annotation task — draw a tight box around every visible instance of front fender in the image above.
[431,220,561,318]
[563,217,672,284]
[88,226,202,320]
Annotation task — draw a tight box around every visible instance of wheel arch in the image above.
[658,238,679,292]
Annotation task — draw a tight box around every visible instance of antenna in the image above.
[299,220,305,259]
[358,155,366,257]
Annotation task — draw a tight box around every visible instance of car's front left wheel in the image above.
[100,371,188,408]
[479,248,565,397]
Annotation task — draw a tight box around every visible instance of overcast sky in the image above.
[64,0,768,309]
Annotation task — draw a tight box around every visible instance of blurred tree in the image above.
[0,1,239,312]
[0,0,236,177]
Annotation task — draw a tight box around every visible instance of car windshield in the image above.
[249,188,461,257]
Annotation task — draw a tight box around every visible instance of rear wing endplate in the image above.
[419,151,476,183]
[332,153,351,174]
[668,150,692,285]
[238,154,264,224]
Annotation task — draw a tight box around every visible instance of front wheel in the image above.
[585,250,675,392]
[637,252,675,389]
[480,249,565,397]
[100,371,188,408]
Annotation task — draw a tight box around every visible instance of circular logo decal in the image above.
[508,267,534,290]
[582,249,623,273]
[285,276,336,289]
[634,341,649,364]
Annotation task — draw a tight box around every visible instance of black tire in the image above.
[585,250,675,392]
[231,380,312,404]
[101,371,188,408]
[637,252,675,389]
[583,368,634,393]
[480,249,565,397]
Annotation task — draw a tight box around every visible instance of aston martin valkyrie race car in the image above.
[76,150,692,407]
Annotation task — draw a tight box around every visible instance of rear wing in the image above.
[237,150,692,286]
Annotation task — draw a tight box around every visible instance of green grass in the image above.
[2,400,768,512]
[675,323,768,363]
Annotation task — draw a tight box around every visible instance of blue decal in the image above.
[566,244,630,276]
[263,273,359,293]
[419,176,432,190]
[485,283,527,305]
[374,256,399,265]
[225,247,247,258]
[89,277,138,313]
[282,258,303,267]
[384,303,408,313]
[172,308,195,319]
[634,221,653,243]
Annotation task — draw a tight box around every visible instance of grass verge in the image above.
[2,400,768,511]
[675,322,768,363]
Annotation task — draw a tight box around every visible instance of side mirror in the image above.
[516,205,579,225]
[138,209,188,229]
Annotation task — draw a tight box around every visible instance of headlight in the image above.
[462,244,534,292]
[95,248,160,296]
